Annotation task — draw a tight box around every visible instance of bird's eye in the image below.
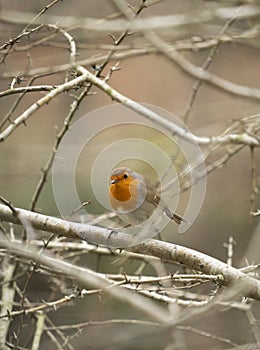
[123,173,129,179]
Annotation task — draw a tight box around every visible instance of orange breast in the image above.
[109,176,141,212]
[109,181,131,202]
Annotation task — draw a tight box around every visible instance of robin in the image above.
[109,167,185,226]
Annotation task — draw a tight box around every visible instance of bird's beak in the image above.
[110,179,119,184]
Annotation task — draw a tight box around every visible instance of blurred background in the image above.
[0,0,260,349]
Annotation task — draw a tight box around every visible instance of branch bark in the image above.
[0,203,259,301]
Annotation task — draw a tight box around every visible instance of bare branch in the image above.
[76,65,260,146]
[0,238,170,324]
[0,71,88,142]
[0,85,55,98]
[1,5,260,32]
[0,204,260,301]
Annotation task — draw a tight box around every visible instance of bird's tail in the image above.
[163,207,187,225]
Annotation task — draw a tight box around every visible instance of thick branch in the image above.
[0,203,260,301]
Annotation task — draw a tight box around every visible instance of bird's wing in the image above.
[146,181,186,225]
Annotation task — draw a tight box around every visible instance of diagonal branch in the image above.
[0,203,259,301]
[1,63,258,146]
[0,238,169,324]
[144,30,260,101]
[0,71,88,142]
[76,65,260,147]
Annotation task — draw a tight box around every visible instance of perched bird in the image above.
[109,167,185,226]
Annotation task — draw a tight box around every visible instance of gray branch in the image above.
[0,203,259,301]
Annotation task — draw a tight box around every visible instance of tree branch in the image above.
[0,238,169,324]
[0,203,259,301]
[0,70,88,142]
[1,6,260,32]
[76,65,260,146]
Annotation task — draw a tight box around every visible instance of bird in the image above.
[109,167,185,226]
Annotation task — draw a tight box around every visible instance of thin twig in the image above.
[182,8,240,124]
